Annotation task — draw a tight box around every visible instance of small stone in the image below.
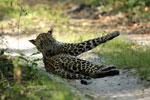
[80,79,92,85]
[117,84,120,85]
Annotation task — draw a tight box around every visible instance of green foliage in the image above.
[85,0,101,7]
[1,0,150,21]
[75,0,150,20]
[0,54,13,80]
[81,0,150,10]
[0,52,81,100]
[95,37,150,80]
[0,0,69,33]
[0,0,20,19]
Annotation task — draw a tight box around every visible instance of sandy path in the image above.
[70,52,150,100]
[1,34,150,100]
[127,34,150,46]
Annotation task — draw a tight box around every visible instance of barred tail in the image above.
[96,31,120,44]
[61,31,120,56]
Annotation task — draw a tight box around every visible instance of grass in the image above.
[96,37,150,80]
[0,0,20,19]
[0,0,69,35]
[0,53,81,100]
[74,0,150,21]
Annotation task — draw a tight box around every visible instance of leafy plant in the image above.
[0,52,81,100]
